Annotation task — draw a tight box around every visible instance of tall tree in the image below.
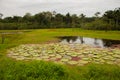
[23,13,33,22]
[79,13,85,19]
[65,13,72,27]
[114,8,120,29]
[52,11,56,17]
[71,14,78,28]
[12,16,22,22]
[103,10,114,25]
[103,7,120,30]
[0,13,3,19]
[79,13,86,27]
[94,12,101,18]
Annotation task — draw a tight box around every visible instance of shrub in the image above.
[83,20,114,30]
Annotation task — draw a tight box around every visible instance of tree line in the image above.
[0,7,120,30]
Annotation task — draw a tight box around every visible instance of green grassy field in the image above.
[1,28,120,44]
[0,28,120,80]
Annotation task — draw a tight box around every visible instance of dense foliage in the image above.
[0,8,120,30]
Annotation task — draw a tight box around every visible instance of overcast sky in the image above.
[0,0,120,17]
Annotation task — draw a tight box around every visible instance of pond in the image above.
[58,36,120,48]
[8,36,120,66]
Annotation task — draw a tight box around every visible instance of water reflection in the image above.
[59,36,120,48]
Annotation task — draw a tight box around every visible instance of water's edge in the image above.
[57,36,120,48]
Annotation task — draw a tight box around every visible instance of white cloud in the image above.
[0,0,120,17]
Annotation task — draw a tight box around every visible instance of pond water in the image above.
[58,36,120,48]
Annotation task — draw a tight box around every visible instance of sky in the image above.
[0,0,120,17]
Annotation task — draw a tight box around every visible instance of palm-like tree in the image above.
[94,12,101,18]
[79,13,85,19]
[103,10,114,25]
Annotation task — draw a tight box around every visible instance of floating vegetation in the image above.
[8,43,120,66]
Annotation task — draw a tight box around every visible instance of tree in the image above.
[79,13,85,19]
[52,11,56,17]
[79,13,86,27]
[42,11,53,27]
[0,13,3,19]
[103,7,120,30]
[23,13,33,22]
[12,16,22,22]
[64,13,72,27]
[3,17,13,22]
[71,14,78,28]
[94,12,101,18]
[114,7,120,29]
[53,13,64,28]
[103,10,114,24]
[0,8,119,30]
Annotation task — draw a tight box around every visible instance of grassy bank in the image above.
[14,29,120,44]
[0,28,120,80]
[1,28,120,44]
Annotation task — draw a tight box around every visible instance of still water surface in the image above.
[58,36,120,48]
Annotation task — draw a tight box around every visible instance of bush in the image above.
[0,59,70,80]
[83,20,113,30]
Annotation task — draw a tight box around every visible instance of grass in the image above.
[2,28,119,44]
[0,59,120,80]
[0,28,120,80]
[1,28,120,44]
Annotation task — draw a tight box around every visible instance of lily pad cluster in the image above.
[8,43,120,66]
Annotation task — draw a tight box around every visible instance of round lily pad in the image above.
[112,54,120,58]
[71,54,77,57]
[42,56,49,59]
[79,60,88,64]
[32,54,40,57]
[61,58,69,62]
[67,61,78,65]
[12,53,19,56]
[82,57,89,61]
[49,54,55,57]
[16,57,25,60]
[55,55,62,58]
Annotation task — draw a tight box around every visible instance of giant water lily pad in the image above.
[112,54,120,58]
[67,61,78,65]
[16,56,25,60]
[82,57,89,61]
[8,43,120,66]
[41,56,49,59]
[79,60,89,64]
[71,54,78,57]
[12,53,19,56]
[49,54,55,57]
[61,58,69,62]
[55,55,62,58]
[108,52,114,55]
